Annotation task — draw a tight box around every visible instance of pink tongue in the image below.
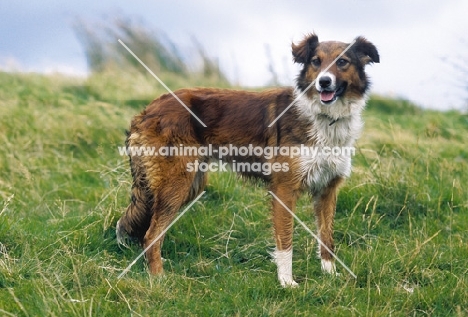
[320,91,335,102]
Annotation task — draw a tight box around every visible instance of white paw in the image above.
[279,276,299,288]
[272,249,299,288]
[321,259,339,276]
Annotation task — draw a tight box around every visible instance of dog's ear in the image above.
[353,36,380,64]
[292,33,319,64]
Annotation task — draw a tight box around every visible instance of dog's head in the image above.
[292,34,379,107]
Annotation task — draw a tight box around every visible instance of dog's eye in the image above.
[311,57,321,67]
[337,58,349,67]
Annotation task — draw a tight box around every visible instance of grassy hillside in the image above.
[0,70,467,316]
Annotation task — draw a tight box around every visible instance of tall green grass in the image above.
[0,70,467,316]
[73,17,228,84]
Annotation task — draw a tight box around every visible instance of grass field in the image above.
[0,69,467,316]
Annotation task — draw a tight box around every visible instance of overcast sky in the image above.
[1,0,467,110]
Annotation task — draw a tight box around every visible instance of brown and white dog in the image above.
[116,33,379,287]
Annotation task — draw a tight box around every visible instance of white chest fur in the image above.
[294,91,366,192]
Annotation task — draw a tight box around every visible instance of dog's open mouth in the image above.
[319,83,347,104]
[320,90,336,103]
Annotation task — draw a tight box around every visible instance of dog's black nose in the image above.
[319,76,332,89]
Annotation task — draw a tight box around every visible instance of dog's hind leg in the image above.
[143,164,207,275]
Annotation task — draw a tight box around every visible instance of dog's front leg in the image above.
[271,185,300,287]
[313,176,344,275]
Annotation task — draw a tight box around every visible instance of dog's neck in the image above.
[317,113,340,126]
[293,89,366,146]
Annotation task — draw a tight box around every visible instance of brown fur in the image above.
[116,33,379,280]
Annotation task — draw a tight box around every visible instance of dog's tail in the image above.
[116,130,154,246]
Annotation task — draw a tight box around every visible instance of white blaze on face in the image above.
[315,71,338,104]
[315,71,336,91]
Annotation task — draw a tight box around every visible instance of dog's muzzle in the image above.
[318,76,347,104]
